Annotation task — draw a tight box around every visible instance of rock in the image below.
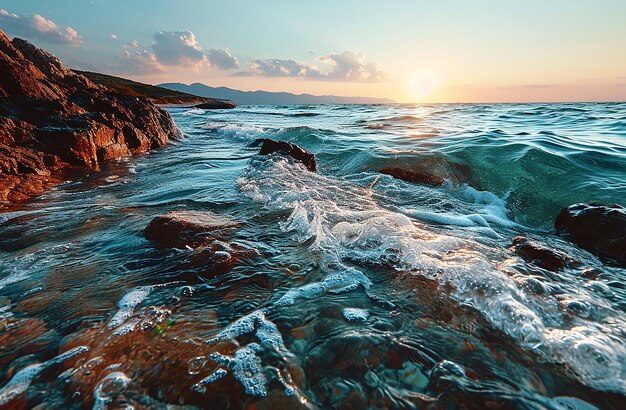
[178,240,258,280]
[257,139,317,172]
[0,30,179,205]
[509,236,575,271]
[379,166,445,187]
[193,100,237,109]
[555,203,626,268]
[144,211,241,249]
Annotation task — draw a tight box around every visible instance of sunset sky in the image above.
[1,0,625,102]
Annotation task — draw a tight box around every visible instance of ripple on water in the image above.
[1,103,625,408]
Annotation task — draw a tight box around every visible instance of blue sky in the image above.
[1,0,625,102]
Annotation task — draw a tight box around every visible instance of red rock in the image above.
[0,29,179,206]
[509,236,576,271]
[144,211,242,249]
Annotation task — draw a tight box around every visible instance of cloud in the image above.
[110,30,239,75]
[243,58,320,77]
[116,50,165,75]
[0,9,82,45]
[118,30,239,73]
[70,50,165,76]
[237,50,385,82]
[206,48,239,70]
[151,30,205,66]
[317,51,385,82]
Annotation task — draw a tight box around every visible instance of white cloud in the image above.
[151,30,205,66]
[206,48,239,70]
[114,30,239,74]
[318,51,385,82]
[118,50,165,75]
[0,9,82,46]
[237,51,385,82]
[243,58,320,78]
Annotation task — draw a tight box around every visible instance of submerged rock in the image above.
[379,166,445,187]
[510,236,575,271]
[0,29,179,205]
[144,211,241,249]
[257,139,317,172]
[555,203,626,268]
[182,240,258,279]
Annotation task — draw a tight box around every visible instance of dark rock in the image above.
[0,29,179,205]
[258,139,317,172]
[144,211,241,249]
[379,166,444,187]
[510,236,575,271]
[193,100,237,109]
[182,240,258,279]
[555,203,626,268]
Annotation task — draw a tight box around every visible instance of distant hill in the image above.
[74,71,236,108]
[158,82,396,105]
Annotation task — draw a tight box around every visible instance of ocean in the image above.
[0,103,625,408]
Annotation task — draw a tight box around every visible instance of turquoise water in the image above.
[0,103,625,408]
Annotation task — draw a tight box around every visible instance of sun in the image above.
[409,70,438,100]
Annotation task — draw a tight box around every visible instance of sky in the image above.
[1,0,625,103]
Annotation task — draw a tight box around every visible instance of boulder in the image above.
[144,211,241,249]
[555,203,626,268]
[509,236,574,271]
[379,166,444,187]
[0,29,179,205]
[257,139,317,172]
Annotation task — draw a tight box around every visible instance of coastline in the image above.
[0,31,180,207]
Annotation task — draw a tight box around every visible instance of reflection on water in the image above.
[1,103,625,409]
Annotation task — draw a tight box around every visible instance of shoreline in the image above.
[0,31,179,207]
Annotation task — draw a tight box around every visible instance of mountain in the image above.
[74,71,235,108]
[158,82,396,105]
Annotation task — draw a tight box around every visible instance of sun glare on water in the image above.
[409,70,438,100]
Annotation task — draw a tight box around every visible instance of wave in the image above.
[238,156,626,394]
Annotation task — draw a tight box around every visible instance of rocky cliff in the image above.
[0,30,179,205]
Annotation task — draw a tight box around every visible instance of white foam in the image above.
[200,310,297,397]
[402,184,522,231]
[277,267,372,306]
[343,308,369,322]
[0,270,29,291]
[0,304,12,320]
[183,108,206,115]
[238,156,626,394]
[208,310,291,355]
[107,286,153,329]
[202,122,268,141]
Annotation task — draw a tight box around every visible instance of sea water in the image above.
[0,103,624,408]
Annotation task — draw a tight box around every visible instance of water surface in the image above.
[1,103,625,409]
